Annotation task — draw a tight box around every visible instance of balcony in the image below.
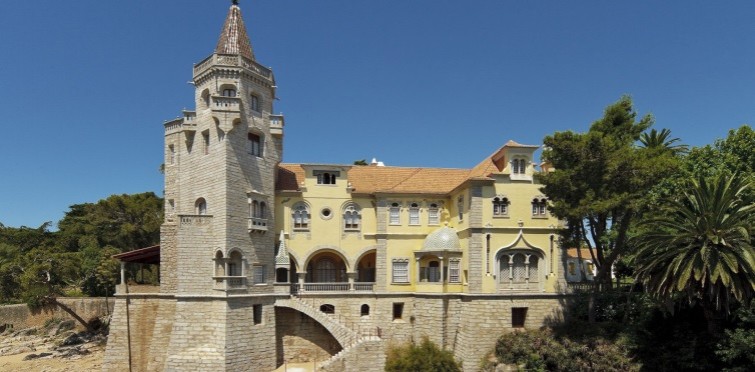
[211,95,241,113]
[213,276,247,291]
[293,282,374,293]
[193,53,273,79]
[269,114,284,137]
[178,214,212,227]
[248,217,268,232]
[164,111,197,135]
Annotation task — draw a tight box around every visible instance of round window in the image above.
[320,207,333,220]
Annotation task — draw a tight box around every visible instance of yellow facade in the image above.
[274,141,562,295]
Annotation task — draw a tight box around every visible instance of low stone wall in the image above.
[0,297,114,330]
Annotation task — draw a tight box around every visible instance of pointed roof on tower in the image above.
[215,1,255,60]
[275,231,290,269]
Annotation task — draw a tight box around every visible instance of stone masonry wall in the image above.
[103,296,175,372]
[0,297,113,330]
[165,298,227,370]
[226,297,278,371]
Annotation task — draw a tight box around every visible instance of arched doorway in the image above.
[356,251,376,283]
[305,252,347,283]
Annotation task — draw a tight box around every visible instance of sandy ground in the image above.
[0,322,105,372]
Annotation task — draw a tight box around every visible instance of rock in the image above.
[61,346,90,358]
[48,320,76,336]
[7,345,35,355]
[61,333,84,346]
[23,352,53,360]
[12,328,37,337]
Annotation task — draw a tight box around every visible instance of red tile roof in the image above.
[216,3,255,60]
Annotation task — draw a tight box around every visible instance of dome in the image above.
[422,226,461,251]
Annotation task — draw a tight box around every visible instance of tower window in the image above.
[250,94,260,112]
[195,198,207,215]
[248,133,262,157]
[222,88,237,97]
[253,304,263,324]
[168,145,175,165]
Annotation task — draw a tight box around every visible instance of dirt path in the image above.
[0,322,105,372]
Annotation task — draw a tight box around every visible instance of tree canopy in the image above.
[539,96,680,284]
[0,192,162,307]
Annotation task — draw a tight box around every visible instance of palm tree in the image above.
[639,128,689,154]
[633,173,755,334]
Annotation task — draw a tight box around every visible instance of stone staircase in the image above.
[275,296,385,371]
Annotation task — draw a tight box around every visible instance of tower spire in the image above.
[216,0,255,60]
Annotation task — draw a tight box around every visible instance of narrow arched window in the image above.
[428,203,439,225]
[252,200,259,218]
[409,203,420,225]
[389,203,400,225]
[250,94,261,112]
[259,202,266,219]
[360,304,370,316]
[195,198,207,215]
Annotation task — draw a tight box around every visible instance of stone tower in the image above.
[159,1,283,369]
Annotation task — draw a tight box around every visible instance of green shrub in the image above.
[717,301,755,372]
[494,329,638,372]
[385,337,460,372]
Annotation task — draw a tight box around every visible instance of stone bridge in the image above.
[274,297,362,349]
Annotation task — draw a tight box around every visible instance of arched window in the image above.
[409,203,420,225]
[512,254,526,282]
[201,89,210,108]
[195,198,207,215]
[314,258,336,282]
[389,203,400,225]
[512,158,527,174]
[500,252,541,284]
[316,172,337,185]
[428,203,439,225]
[532,198,547,217]
[222,88,237,97]
[493,197,510,217]
[343,203,361,231]
[420,260,441,283]
[292,202,310,230]
[360,304,370,316]
[259,202,266,219]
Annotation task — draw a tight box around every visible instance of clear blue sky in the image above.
[1,1,754,228]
